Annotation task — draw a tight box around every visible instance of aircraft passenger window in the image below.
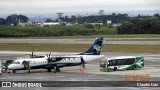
[13,61,20,64]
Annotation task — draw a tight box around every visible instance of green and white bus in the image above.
[100,56,144,72]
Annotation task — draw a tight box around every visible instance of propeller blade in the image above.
[46,52,52,64]
[31,51,33,58]
[49,52,51,58]
[46,53,48,58]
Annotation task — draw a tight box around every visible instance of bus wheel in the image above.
[113,67,117,71]
[132,66,136,70]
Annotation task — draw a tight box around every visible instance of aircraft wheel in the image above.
[47,68,52,72]
[28,70,31,73]
[56,68,60,72]
[54,68,56,73]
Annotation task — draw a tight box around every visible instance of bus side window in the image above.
[121,59,124,65]
[125,59,128,65]
[131,58,135,64]
[121,59,125,65]
[128,58,134,65]
[127,59,130,65]
[122,59,127,65]
[118,60,121,65]
[129,59,132,64]
[113,60,116,66]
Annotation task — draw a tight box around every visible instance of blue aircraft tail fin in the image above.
[79,37,103,55]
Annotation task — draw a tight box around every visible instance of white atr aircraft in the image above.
[8,37,104,73]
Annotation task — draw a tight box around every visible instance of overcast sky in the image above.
[0,0,160,16]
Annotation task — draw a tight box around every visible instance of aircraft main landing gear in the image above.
[28,69,30,73]
[54,67,60,73]
[47,68,52,72]
[56,68,60,72]
[13,70,16,73]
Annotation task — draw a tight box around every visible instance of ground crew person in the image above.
[22,60,31,73]
[80,56,85,69]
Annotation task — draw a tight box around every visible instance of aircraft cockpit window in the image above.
[13,61,20,64]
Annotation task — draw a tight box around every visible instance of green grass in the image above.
[106,39,160,41]
[0,25,117,37]
[0,43,159,53]
[1,34,160,39]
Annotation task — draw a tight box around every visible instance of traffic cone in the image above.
[80,69,85,73]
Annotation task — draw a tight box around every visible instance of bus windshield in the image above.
[108,58,135,66]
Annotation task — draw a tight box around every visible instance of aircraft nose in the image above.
[8,64,14,70]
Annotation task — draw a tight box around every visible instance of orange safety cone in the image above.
[80,69,85,73]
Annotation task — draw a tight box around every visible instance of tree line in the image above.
[0,13,160,36]
[117,17,160,34]
[46,13,130,24]
[0,14,29,26]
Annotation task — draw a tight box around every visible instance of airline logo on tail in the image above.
[79,37,103,55]
[93,44,101,55]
